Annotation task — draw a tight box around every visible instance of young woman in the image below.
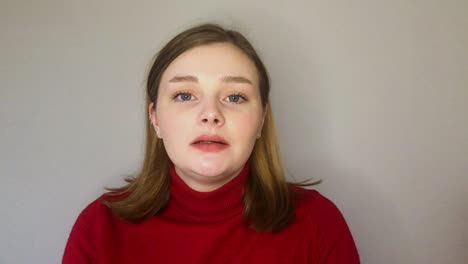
[63,23,360,263]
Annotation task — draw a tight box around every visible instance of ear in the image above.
[148,102,157,126]
[148,102,162,138]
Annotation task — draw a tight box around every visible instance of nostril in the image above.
[201,118,220,124]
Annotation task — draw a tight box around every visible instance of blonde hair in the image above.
[104,23,319,232]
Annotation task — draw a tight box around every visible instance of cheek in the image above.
[162,121,191,140]
[231,114,262,141]
[157,109,193,138]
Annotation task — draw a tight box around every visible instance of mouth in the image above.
[192,141,228,145]
[191,135,228,145]
[191,135,229,152]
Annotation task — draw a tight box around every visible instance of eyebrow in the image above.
[168,75,253,85]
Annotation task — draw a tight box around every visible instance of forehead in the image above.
[160,43,259,85]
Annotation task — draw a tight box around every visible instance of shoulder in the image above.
[291,187,353,243]
[71,195,116,231]
[63,195,115,262]
[293,187,345,222]
[79,195,112,217]
[291,187,361,263]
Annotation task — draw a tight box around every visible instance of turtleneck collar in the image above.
[162,161,250,223]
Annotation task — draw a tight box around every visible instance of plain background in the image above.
[1,0,467,263]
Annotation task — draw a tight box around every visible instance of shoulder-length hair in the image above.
[103,23,319,232]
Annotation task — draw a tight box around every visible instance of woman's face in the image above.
[149,43,266,192]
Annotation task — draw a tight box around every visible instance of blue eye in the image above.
[227,94,245,103]
[174,92,192,101]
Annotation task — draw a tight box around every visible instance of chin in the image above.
[194,164,226,177]
[192,158,231,177]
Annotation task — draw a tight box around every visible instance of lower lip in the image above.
[191,143,228,152]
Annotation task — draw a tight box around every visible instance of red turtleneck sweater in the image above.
[63,163,360,263]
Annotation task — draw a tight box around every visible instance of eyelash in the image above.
[226,93,247,103]
[171,91,248,104]
[171,90,192,102]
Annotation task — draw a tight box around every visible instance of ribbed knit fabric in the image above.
[163,162,248,223]
[63,162,360,263]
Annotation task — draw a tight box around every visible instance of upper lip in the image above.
[191,134,228,145]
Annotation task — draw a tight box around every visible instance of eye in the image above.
[226,93,246,103]
[172,92,193,102]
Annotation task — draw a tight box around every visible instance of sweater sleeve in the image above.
[62,200,100,263]
[307,192,360,264]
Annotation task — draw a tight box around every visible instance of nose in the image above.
[198,100,225,127]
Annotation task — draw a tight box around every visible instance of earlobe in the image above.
[155,126,162,138]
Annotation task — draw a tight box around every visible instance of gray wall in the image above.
[1,0,467,263]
